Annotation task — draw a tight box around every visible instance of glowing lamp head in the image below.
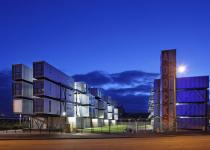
[62,112,66,116]
[177,65,186,74]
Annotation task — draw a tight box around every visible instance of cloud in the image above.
[73,70,159,113]
[111,70,158,85]
[73,71,112,86]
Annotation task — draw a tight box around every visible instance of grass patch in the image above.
[83,125,127,133]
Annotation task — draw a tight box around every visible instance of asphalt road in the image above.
[0,135,210,150]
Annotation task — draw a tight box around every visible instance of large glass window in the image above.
[34,62,44,77]
[13,82,22,96]
[34,99,44,113]
[33,80,44,95]
[13,65,22,79]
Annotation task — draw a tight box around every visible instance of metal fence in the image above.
[0,117,152,134]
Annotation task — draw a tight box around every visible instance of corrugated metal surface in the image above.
[177,76,209,89]
[33,61,74,88]
[177,90,208,103]
[176,104,206,116]
[177,118,206,130]
[74,82,88,93]
[12,64,33,82]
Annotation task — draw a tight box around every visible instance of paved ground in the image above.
[1,135,210,150]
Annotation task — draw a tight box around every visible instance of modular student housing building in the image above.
[12,61,119,131]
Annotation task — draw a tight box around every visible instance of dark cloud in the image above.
[73,70,159,113]
[105,84,152,96]
[111,71,158,85]
[110,94,149,113]
[73,71,111,86]
[73,70,158,86]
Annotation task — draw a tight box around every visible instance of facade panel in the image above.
[34,98,61,115]
[176,104,206,116]
[177,118,206,130]
[98,110,105,119]
[108,113,113,120]
[12,64,33,82]
[177,90,208,103]
[33,79,60,99]
[13,81,33,98]
[98,100,106,110]
[74,82,88,93]
[66,102,74,117]
[13,99,33,114]
[177,76,209,89]
[108,105,113,113]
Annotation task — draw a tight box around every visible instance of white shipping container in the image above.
[44,80,60,99]
[13,81,33,98]
[114,108,118,114]
[33,61,74,88]
[13,99,33,114]
[12,64,33,82]
[66,89,74,102]
[108,105,113,113]
[108,113,113,120]
[114,114,118,120]
[80,106,90,117]
[98,110,105,119]
[74,82,88,93]
[34,98,61,115]
[66,102,74,117]
[80,94,89,105]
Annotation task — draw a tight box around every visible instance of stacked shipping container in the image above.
[153,76,209,131]
[176,76,209,131]
[13,64,33,115]
[12,62,119,130]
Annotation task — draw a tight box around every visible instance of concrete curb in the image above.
[0,132,210,141]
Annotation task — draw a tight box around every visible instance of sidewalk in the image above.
[0,130,210,140]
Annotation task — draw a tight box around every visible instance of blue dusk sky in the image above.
[0,0,210,114]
